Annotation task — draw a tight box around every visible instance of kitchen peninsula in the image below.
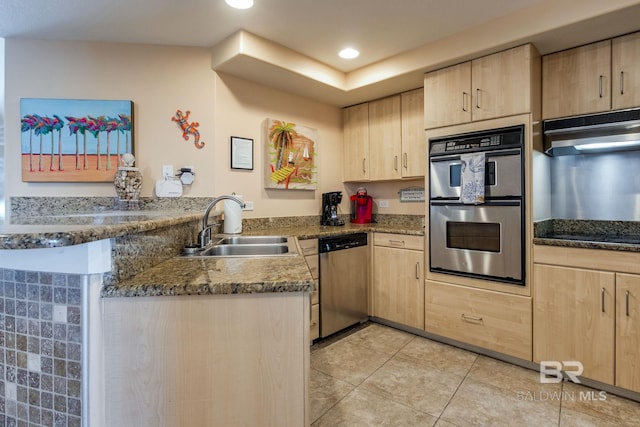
[0,199,317,427]
[0,197,423,426]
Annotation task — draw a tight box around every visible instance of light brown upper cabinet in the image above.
[543,31,640,119]
[343,103,370,182]
[424,44,536,129]
[400,88,426,177]
[542,40,611,120]
[343,88,425,182]
[369,95,402,180]
[612,32,640,110]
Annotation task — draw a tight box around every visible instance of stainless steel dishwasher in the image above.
[319,233,369,338]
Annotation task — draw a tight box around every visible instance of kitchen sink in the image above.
[215,236,288,245]
[181,235,298,258]
[201,244,290,256]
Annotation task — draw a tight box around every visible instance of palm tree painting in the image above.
[264,118,317,190]
[20,98,133,182]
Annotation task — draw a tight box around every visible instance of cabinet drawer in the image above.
[298,238,318,256]
[374,233,424,251]
[425,280,532,361]
[310,303,320,341]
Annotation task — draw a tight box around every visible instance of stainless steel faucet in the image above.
[198,195,246,248]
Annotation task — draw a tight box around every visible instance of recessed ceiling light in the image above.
[225,0,253,9]
[339,48,360,59]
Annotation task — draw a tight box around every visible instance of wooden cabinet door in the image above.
[373,245,424,329]
[424,62,471,129]
[612,32,640,110]
[343,103,370,181]
[616,273,640,392]
[472,44,532,121]
[401,88,425,178]
[542,40,612,119]
[533,264,615,384]
[369,95,402,180]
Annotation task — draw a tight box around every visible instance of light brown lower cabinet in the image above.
[533,264,615,384]
[616,273,640,392]
[373,233,424,330]
[299,238,320,341]
[425,280,532,361]
[103,293,309,427]
[533,245,640,392]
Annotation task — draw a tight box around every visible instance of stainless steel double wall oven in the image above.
[429,125,525,285]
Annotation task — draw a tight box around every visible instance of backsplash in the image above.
[9,196,211,216]
[550,151,640,221]
[9,197,425,231]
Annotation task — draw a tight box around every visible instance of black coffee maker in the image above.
[321,191,345,226]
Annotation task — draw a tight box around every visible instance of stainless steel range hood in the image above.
[543,108,640,156]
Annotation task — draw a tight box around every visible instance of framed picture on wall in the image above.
[20,98,134,182]
[230,136,254,170]
[263,118,317,190]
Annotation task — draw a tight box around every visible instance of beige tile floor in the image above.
[310,322,640,426]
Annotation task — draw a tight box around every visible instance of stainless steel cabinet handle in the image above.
[394,156,398,171]
[620,71,625,95]
[475,88,480,109]
[599,75,604,98]
[461,313,483,323]
[388,239,405,247]
[362,158,366,173]
[626,290,631,317]
[462,92,468,112]
[415,262,420,280]
[601,287,606,313]
[403,153,408,169]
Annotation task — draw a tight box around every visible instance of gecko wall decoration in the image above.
[171,109,204,149]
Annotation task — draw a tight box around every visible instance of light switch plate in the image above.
[379,200,389,208]
[242,201,254,211]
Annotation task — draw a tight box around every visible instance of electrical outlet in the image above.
[379,200,389,208]
[162,165,174,178]
[242,201,254,211]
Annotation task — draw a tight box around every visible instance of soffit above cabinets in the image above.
[210,2,640,107]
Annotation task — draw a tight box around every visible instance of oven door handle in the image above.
[429,148,521,162]
[430,200,521,207]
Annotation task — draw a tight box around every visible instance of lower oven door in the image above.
[429,200,523,284]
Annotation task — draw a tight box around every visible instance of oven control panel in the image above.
[430,125,523,156]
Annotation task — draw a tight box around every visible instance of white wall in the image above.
[0,38,5,218]
[4,38,424,218]
[3,39,347,218]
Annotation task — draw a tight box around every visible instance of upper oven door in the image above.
[429,200,523,284]
[429,149,522,199]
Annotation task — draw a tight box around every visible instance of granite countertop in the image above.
[534,219,640,253]
[0,210,202,249]
[0,211,424,250]
[2,206,423,297]
[104,222,424,298]
[244,222,425,239]
[102,254,314,297]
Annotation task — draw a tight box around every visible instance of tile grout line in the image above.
[433,353,481,426]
